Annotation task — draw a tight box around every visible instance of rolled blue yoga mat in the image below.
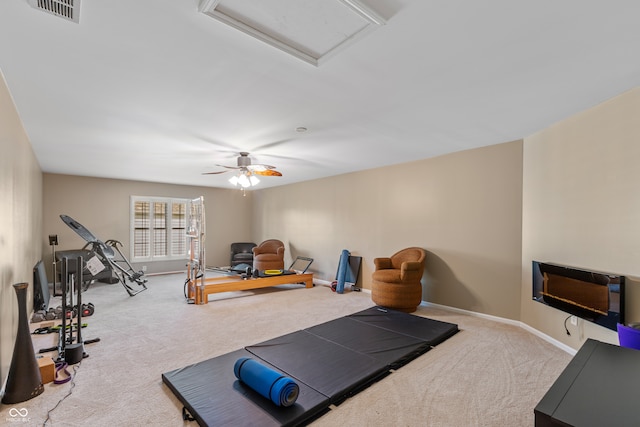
[336,249,350,294]
[233,357,299,407]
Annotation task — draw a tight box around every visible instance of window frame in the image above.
[130,196,190,262]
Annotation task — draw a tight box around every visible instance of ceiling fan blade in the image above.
[252,139,294,152]
[202,170,230,175]
[202,152,281,178]
[247,164,276,171]
[253,169,282,176]
[202,164,240,174]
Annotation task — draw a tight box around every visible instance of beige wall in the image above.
[42,140,524,322]
[253,140,524,320]
[43,174,254,274]
[0,71,43,383]
[522,87,640,348]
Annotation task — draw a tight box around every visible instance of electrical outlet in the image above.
[570,315,577,326]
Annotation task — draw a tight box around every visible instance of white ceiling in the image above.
[1,1,639,190]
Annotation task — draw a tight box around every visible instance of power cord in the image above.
[564,315,572,336]
[183,272,203,303]
[42,361,81,426]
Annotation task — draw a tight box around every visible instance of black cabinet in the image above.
[535,339,640,427]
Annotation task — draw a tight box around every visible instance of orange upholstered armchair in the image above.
[252,239,285,271]
[371,247,426,313]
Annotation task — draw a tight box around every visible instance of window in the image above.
[131,196,189,262]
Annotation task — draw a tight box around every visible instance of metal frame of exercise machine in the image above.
[184,197,206,304]
[40,256,100,365]
[60,214,147,296]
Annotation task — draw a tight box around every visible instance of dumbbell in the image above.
[42,306,63,320]
[65,306,78,319]
[31,310,47,323]
[77,302,95,317]
[70,303,95,317]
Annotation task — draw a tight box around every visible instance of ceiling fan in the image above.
[203,152,282,190]
[203,152,283,177]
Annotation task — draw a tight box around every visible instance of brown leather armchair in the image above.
[252,239,285,271]
[371,247,426,313]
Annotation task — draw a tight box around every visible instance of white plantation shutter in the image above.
[131,196,189,261]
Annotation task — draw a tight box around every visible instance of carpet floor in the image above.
[1,273,571,426]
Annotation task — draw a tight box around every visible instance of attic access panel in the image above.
[198,0,385,66]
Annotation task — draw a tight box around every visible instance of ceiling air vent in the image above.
[28,0,80,23]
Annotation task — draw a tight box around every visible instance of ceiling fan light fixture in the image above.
[238,174,251,188]
[229,171,260,189]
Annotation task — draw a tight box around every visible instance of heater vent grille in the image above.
[28,0,80,23]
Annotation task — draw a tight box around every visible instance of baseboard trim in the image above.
[420,301,577,356]
[146,270,185,277]
[313,278,369,293]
